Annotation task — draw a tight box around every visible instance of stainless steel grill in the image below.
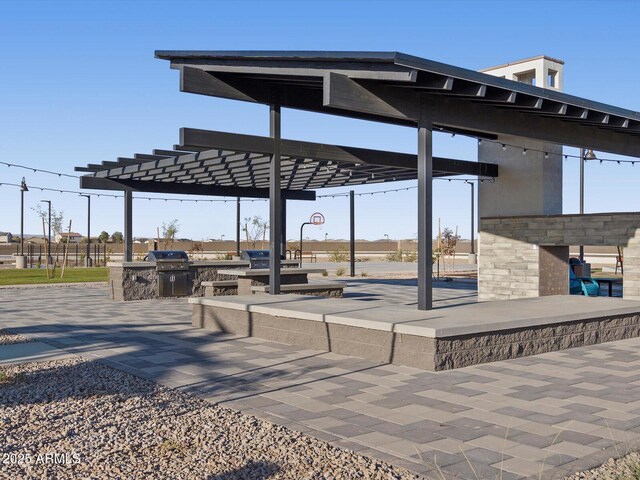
[240,250,276,269]
[145,250,190,297]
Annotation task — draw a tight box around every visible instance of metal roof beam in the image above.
[324,73,640,156]
[152,149,193,156]
[80,176,316,200]
[179,128,498,177]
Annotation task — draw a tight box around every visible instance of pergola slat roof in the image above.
[155,50,640,157]
[77,129,498,199]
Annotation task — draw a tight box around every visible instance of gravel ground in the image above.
[0,329,32,345]
[0,358,422,480]
[564,452,640,480]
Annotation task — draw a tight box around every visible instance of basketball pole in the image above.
[299,222,312,268]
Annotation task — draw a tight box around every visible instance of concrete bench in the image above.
[201,280,238,296]
[251,282,343,298]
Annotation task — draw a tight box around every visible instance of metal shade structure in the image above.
[76,128,498,290]
[156,50,640,157]
[152,50,640,309]
[81,49,640,310]
[77,128,497,195]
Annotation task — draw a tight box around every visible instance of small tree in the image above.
[244,216,268,249]
[33,204,64,238]
[162,219,179,249]
[98,231,110,244]
[111,231,123,244]
[436,227,460,273]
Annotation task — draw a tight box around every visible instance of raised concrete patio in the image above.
[3,285,640,479]
[191,293,640,370]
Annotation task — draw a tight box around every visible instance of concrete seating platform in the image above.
[251,282,344,298]
[190,294,640,370]
[201,280,238,296]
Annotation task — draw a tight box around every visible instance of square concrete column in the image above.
[478,135,563,217]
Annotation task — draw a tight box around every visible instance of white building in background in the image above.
[480,55,564,91]
[0,232,13,243]
[55,232,83,243]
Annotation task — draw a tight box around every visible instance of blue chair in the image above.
[569,258,599,296]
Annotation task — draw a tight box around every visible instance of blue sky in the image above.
[1,0,639,241]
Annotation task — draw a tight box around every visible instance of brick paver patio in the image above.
[2,285,639,479]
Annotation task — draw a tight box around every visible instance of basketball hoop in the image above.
[310,212,325,225]
[299,212,325,267]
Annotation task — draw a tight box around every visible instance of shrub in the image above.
[386,249,417,262]
[335,267,345,277]
[360,271,368,277]
[329,248,349,262]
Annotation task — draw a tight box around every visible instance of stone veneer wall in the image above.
[479,212,640,301]
[192,304,640,371]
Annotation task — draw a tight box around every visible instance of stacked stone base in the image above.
[192,304,640,371]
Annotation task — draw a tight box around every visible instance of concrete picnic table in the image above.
[221,268,328,295]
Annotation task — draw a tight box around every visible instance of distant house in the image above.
[55,232,83,243]
[0,232,12,243]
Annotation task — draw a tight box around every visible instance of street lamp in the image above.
[579,148,597,262]
[40,200,51,263]
[80,195,91,267]
[20,178,28,257]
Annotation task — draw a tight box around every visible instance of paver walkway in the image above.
[2,285,640,479]
[0,341,75,365]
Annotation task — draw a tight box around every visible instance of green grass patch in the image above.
[0,267,108,286]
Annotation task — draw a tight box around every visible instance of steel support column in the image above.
[80,194,91,266]
[579,148,585,263]
[269,105,282,294]
[417,121,433,310]
[281,196,287,258]
[236,197,241,256]
[124,191,133,262]
[350,190,355,277]
[469,181,475,255]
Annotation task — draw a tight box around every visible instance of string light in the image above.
[0,161,78,179]
[315,177,494,199]
[2,132,638,208]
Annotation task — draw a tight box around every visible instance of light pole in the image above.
[20,178,28,256]
[221,234,225,241]
[384,234,389,242]
[465,180,476,264]
[579,148,597,262]
[325,232,328,241]
[80,195,91,266]
[41,200,51,263]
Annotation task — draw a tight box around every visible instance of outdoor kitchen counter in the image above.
[107,260,301,301]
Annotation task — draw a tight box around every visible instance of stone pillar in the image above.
[477,136,563,301]
[624,231,640,300]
